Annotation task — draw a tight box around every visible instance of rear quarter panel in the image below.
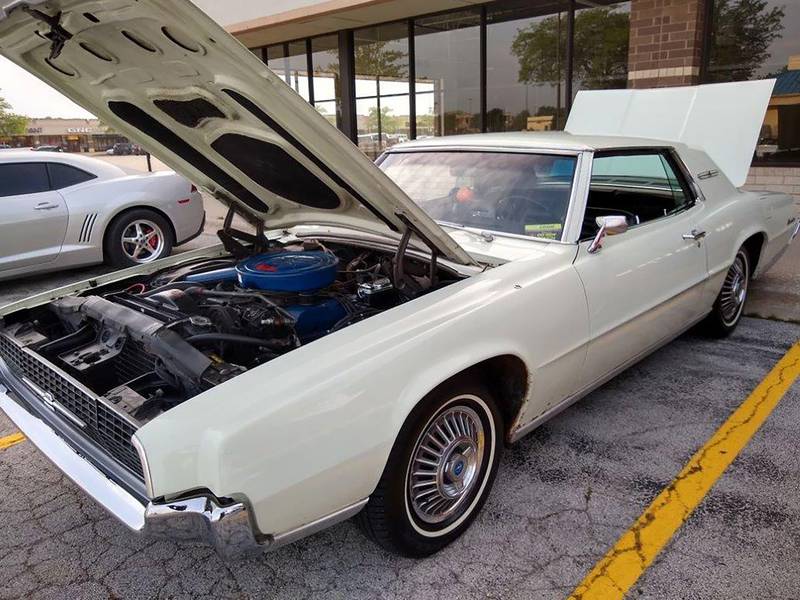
[679,148,790,305]
[61,172,201,259]
[136,242,589,537]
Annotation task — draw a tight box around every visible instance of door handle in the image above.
[682,229,706,241]
[34,202,60,211]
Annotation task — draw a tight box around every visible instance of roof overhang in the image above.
[227,0,487,48]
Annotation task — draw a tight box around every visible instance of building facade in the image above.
[193,0,799,199]
[1,118,128,152]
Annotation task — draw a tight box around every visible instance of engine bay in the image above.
[0,238,460,427]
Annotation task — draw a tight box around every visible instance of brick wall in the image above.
[627,0,708,89]
[744,167,800,206]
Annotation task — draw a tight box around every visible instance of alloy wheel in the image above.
[121,219,166,264]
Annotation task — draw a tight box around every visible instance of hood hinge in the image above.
[393,212,441,295]
[216,204,270,259]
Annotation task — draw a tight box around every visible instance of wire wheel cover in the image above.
[408,404,485,524]
[720,252,748,325]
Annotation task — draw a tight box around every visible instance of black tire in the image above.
[702,246,750,337]
[358,379,503,557]
[104,209,174,268]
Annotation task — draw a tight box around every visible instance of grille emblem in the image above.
[22,377,87,429]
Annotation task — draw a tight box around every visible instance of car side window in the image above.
[0,163,50,198]
[47,163,97,189]
[581,150,694,239]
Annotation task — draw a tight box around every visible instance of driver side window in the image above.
[581,150,694,240]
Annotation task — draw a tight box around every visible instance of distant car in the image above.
[32,145,63,152]
[108,142,134,155]
[0,143,10,149]
[0,150,204,281]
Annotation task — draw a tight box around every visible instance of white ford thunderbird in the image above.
[0,0,796,559]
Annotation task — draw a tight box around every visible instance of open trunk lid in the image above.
[0,0,475,265]
[565,80,775,188]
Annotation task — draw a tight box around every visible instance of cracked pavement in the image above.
[0,304,798,599]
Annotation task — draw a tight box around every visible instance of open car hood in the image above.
[0,0,475,265]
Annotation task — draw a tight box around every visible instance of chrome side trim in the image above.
[271,499,368,549]
[510,313,707,443]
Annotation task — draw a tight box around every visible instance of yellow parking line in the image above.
[569,341,800,600]
[0,432,26,450]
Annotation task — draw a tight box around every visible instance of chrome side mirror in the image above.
[588,215,629,254]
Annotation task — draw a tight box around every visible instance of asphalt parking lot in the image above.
[0,311,798,598]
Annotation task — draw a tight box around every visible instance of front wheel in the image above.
[359,380,503,556]
[703,246,750,337]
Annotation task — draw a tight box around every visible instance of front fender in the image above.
[136,243,587,537]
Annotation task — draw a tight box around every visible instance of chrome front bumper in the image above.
[0,382,264,560]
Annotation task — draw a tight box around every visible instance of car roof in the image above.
[390,131,691,153]
[0,150,127,179]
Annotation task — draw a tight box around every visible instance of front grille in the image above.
[0,334,143,478]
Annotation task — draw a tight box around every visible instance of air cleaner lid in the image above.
[236,251,339,292]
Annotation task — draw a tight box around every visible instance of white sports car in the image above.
[0,0,797,559]
[0,150,204,280]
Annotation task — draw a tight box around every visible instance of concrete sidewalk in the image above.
[746,239,800,324]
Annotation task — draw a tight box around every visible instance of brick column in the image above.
[627,0,708,89]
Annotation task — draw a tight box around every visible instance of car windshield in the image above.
[378,151,578,240]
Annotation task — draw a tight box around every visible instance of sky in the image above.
[0,56,95,119]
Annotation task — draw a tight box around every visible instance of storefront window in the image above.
[354,23,410,158]
[311,35,341,128]
[572,1,630,92]
[265,42,311,102]
[707,0,800,164]
[486,0,569,133]
[414,10,481,137]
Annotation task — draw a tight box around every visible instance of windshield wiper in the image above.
[437,222,495,243]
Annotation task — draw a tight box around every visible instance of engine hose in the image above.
[195,290,296,324]
[184,333,285,353]
[142,281,200,297]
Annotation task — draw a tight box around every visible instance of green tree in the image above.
[368,105,402,133]
[354,41,407,79]
[512,8,630,91]
[0,92,27,138]
[416,112,435,136]
[707,0,785,82]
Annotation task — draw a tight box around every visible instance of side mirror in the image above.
[588,215,629,254]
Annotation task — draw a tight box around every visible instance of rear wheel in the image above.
[104,209,173,267]
[703,246,750,337]
[359,380,503,556]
